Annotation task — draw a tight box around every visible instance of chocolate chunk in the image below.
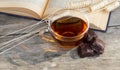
[90,38,105,54]
[77,43,95,58]
[77,29,105,58]
[82,29,97,43]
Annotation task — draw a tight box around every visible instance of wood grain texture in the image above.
[109,6,120,26]
[0,6,120,70]
[0,13,38,35]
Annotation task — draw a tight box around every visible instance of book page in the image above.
[0,9,37,18]
[43,0,71,17]
[44,0,110,31]
[88,11,110,30]
[0,0,49,18]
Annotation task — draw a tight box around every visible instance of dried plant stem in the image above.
[105,1,120,12]
[90,0,116,12]
[0,28,40,48]
[0,9,70,53]
[0,8,69,39]
[66,0,92,9]
[0,18,47,39]
[0,33,38,54]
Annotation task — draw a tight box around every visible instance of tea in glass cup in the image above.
[40,10,89,50]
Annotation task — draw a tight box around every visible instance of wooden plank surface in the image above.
[0,7,120,70]
[109,7,120,26]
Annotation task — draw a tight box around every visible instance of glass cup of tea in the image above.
[39,10,89,50]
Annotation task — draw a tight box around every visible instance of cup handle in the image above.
[39,27,55,43]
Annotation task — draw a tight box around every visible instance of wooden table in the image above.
[0,7,120,70]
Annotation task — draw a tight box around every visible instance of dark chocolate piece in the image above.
[90,38,105,54]
[77,43,95,58]
[77,29,105,58]
[83,29,97,43]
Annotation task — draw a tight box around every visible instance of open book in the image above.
[0,0,110,31]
